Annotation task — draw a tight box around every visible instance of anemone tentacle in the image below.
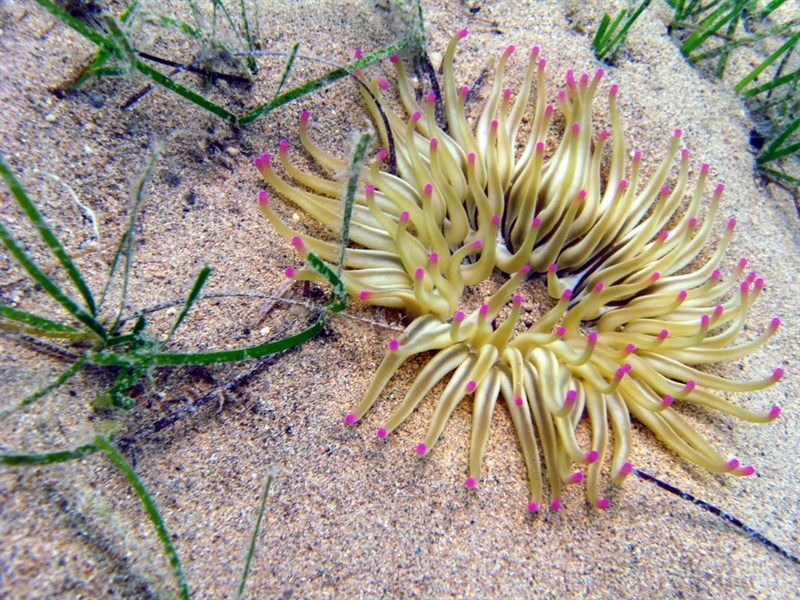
[255,30,783,512]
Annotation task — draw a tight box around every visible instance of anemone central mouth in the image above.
[255,29,782,512]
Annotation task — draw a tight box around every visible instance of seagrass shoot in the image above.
[254,29,784,514]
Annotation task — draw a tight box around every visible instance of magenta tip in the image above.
[454,310,466,322]
[586,450,600,464]
[466,380,478,393]
[548,263,558,273]
[457,28,468,39]
[479,304,490,316]
[491,214,501,227]
[364,183,376,195]
[772,368,785,381]
[284,266,295,279]
[513,293,523,305]
[678,290,688,301]
[388,339,400,352]
[618,462,633,478]
[416,443,428,456]
[561,288,573,301]
[662,395,674,407]
[258,190,269,204]
[377,149,388,161]
[278,139,289,152]
[377,427,388,439]
[658,329,669,340]
[568,471,584,484]
[769,405,781,420]
[344,413,359,425]
[414,267,425,281]
[571,122,581,135]
[683,380,696,393]
[472,239,484,250]
[430,138,439,151]
[609,83,619,96]
[300,110,311,123]
[725,458,740,472]
[550,499,562,512]
[565,389,578,406]
[715,183,726,196]
[515,396,523,406]
[528,501,540,513]
[359,290,372,300]
[504,44,516,56]
[519,264,533,275]
[596,498,610,510]
[291,236,305,251]
[594,282,605,293]
[354,48,364,59]
[674,128,683,138]
[701,163,710,173]
[465,477,477,489]
[389,53,399,64]
[625,343,637,354]
[556,326,567,337]
[399,210,410,223]
[738,465,756,477]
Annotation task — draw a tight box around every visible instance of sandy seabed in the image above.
[1,0,799,598]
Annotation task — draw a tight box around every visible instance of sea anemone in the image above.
[253,29,783,512]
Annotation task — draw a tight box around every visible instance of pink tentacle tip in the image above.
[284,267,296,279]
[772,368,785,381]
[658,329,670,340]
[596,498,611,510]
[587,332,598,345]
[376,427,388,439]
[565,389,578,408]
[416,443,428,456]
[550,499,562,513]
[535,141,546,154]
[364,183,376,195]
[514,396,524,406]
[457,28,469,39]
[674,128,683,139]
[291,236,305,251]
[725,458,740,472]
[585,450,600,464]
[399,211,410,224]
[513,294,523,306]
[595,68,605,80]
[681,148,690,160]
[662,395,674,407]
[561,289,573,301]
[426,92,437,104]
[504,44,516,57]
[454,310,466,323]
[571,122,581,135]
[728,217,737,230]
[387,339,400,352]
[414,267,426,281]
[519,264,533,275]
[736,465,756,477]
[377,149,388,161]
[460,85,470,99]
[678,290,689,301]
[651,271,662,281]
[344,413,359,426]
[466,380,478,393]
[701,163,710,174]
[300,110,311,124]
[359,290,373,300]
[609,83,619,96]
[258,190,269,205]
[465,477,477,489]
[556,326,567,337]
[594,282,605,293]
[491,214,501,227]
[410,111,422,123]
[617,180,629,194]
[468,152,477,164]
[354,48,364,59]
[683,380,696,393]
[389,53,399,64]
[567,471,584,485]
[738,257,749,269]
[479,304,490,316]
[618,463,634,479]
[429,252,439,265]
[538,58,547,70]
[279,139,289,152]
[528,501,540,514]
[768,405,781,420]
[660,186,671,198]
[503,88,513,101]
[715,183,726,196]
[625,343,637,354]
[430,138,439,151]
